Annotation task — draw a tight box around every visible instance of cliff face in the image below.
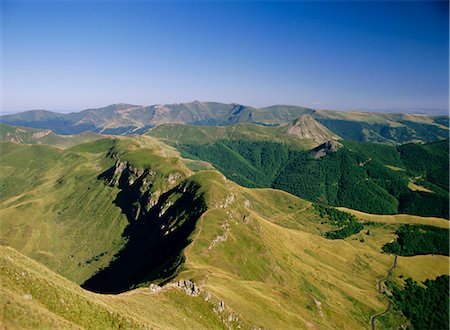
[101,157,185,221]
[83,154,208,293]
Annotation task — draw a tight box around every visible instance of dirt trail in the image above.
[370,255,398,330]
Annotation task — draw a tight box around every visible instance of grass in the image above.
[385,165,404,171]
[0,122,102,148]
[0,246,226,329]
[1,134,449,329]
[394,255,449,286]
[147,122,315,150]
[337,207,449,229]
[407,180,434,193]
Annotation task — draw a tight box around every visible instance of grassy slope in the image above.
[0,246,226,329]
[0,136,190,284]
[312,110,449,144]
[147,122,315,150]
[178,173,449,328]
[0,136,448,329]
[338,208,450,229]
[0,139,127,283]
[0,123,102,148]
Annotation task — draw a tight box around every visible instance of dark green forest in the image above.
[389,275,449,330]
[382,224,449,256]
[177,139,449,218]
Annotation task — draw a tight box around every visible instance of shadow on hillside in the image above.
[82,168,206,294]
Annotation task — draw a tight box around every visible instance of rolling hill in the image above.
[1,102,448,144]
[1,134,449,329]
[0,123,102,148]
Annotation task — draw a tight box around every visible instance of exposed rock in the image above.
[312,140,343,159]
[204,221,230,253]
[218,300,225,312]
[151,279,201,297]
[220,193,235,209]
[23,293,32,301]
[314,298,324,317]
[167,173,180,185]
[31,130,51,139]
[109,160,128,186]
[149,283,162,294]
[287,115,340,144]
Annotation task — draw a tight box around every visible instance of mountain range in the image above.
[1,101,448,144]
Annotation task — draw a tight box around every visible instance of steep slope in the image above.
[0,137,194,284]
[0,246,226,329]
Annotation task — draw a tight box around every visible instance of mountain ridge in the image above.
[2,101,447,144]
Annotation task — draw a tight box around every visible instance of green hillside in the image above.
[176,139,449,218]
[311,110,449,144]
[1,134,448,329]
[0,123,102,148]
[147,122,316,149]
[0,246,226,329]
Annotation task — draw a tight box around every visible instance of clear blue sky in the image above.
[2,1,449,112]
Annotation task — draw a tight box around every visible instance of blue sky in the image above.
[2,1,449,112]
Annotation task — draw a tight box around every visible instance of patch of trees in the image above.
[398,139,449,191]
[313,204,364,239]
[389,275,449,330]
[382,224,449,256]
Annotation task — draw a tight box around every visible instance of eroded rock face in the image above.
[312,140,343,159]
[83,154,207,293]
[148,279,199,297]
[99,157,184,222]
[148,279,242,328]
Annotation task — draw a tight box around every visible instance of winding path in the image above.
[370,255,398,330]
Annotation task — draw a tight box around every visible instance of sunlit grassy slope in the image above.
[147,122,315,150]
[0,123,102,148]
[0,136,190,284]
[0,246,226,329]
[338,207,450,229]
[1,136,448,329]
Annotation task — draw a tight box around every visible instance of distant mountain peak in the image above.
[286,114,340,143]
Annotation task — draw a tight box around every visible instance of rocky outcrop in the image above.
[149,279,242,329]
[149,279,200,296]
[99,156,184,222]
[312,140,343,159]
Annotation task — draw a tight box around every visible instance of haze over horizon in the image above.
[2,1,449,113]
